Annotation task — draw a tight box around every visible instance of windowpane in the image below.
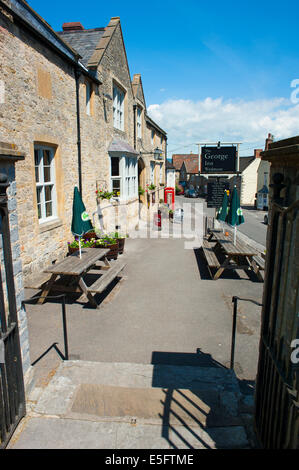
[44,185,53,202]
[36,186,42,204]
[45,201,52,218]
[37,203,42,220]
[43,149,51,166]
[112,179,121,196]
[35,166,39,183]
[111,157,120,177]
[34,149,39,166]
[44,166,51,182]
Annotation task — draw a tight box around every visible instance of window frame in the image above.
[110,155,137,201]
[34,144,57,224]
[113,84,125,131]
[137,107,142,139]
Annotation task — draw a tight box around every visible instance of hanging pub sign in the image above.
[201,146,237,173]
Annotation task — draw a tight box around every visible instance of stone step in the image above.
[33,360,241,418]
[19,361,250,449]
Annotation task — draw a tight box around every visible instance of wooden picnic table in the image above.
[38,248,126,308]
[202,229,262,280]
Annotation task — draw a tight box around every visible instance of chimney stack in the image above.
[265,133,274,150]
[62,22,84,31]
[254,149,263,159]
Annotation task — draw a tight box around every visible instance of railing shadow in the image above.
[22,294,69,364]
[151,350,247,449]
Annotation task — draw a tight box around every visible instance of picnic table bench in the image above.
[202,230,261,281]
[38,248,126,308]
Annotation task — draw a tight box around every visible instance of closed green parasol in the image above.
[71,187,93,257]
[217,190,229,222]
[226,186,244,244]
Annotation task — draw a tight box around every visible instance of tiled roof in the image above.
[166,159,175,170]
[108,138,138,155]
[172,154,198,171]
[239,157,255,172]
[57,28,105,67]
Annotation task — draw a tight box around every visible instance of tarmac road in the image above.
[177,195,267,248]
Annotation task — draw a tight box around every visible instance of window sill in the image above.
[39,218,63,233]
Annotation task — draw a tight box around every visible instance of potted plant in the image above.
[97,236,119,260]
[148,183,156,191]
[82,227,99,241]
[67,238,96,254]
[169,209,173,220]
[111,231,128,254]
[95,189,114,201]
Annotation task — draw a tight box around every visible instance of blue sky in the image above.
[29,0,299,155]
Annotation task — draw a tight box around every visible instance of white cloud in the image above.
[148,97,299,155]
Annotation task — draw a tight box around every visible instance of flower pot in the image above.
[99,241,119,260]
[117,238,125,254]
[82,231,98,241]
[68,246,79,255]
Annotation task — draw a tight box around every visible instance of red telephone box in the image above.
[164,187,175,209]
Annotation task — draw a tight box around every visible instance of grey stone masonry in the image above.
[0,151,31,384]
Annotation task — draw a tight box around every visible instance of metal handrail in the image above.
[22,294,69,361]
[230,296,263,370]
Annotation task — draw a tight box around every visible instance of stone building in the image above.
[58,18,167,230]
[0,0,167,282]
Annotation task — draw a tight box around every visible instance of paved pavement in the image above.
[8,208,264,449]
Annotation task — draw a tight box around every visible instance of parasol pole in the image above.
[234,225,237,245]
[79,236,82,259]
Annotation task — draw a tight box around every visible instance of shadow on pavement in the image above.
[151,350,252,449]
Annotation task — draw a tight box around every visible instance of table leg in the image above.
[103,256,111,268]
[78,277,98,308]
[37,274,58,304]
[213,257,231,280]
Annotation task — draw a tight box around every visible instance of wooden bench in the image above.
[87,261,126,297]
[251,255,265,282]
[201,238,220,279]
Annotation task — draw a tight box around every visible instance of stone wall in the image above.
[0,8,106,279]
[0,152,32,388]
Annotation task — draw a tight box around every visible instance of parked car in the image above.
[185,188,198,198]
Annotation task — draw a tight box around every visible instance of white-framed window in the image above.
[34,145,57,223]
[150,162,155,184]
[124,157,137,199]
[137,107,142,139]
[113,84,125,130]
[110,155,137,200]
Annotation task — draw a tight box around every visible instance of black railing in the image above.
[0,173,26,449]
[230,296,263,371]
[22,294,69,362]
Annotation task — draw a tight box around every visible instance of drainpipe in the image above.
[75,67,82,195]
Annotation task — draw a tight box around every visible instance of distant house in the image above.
[166,159,176,188]
[239,150,262,206]
[256,133,273,210]
[172,153,199,185]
